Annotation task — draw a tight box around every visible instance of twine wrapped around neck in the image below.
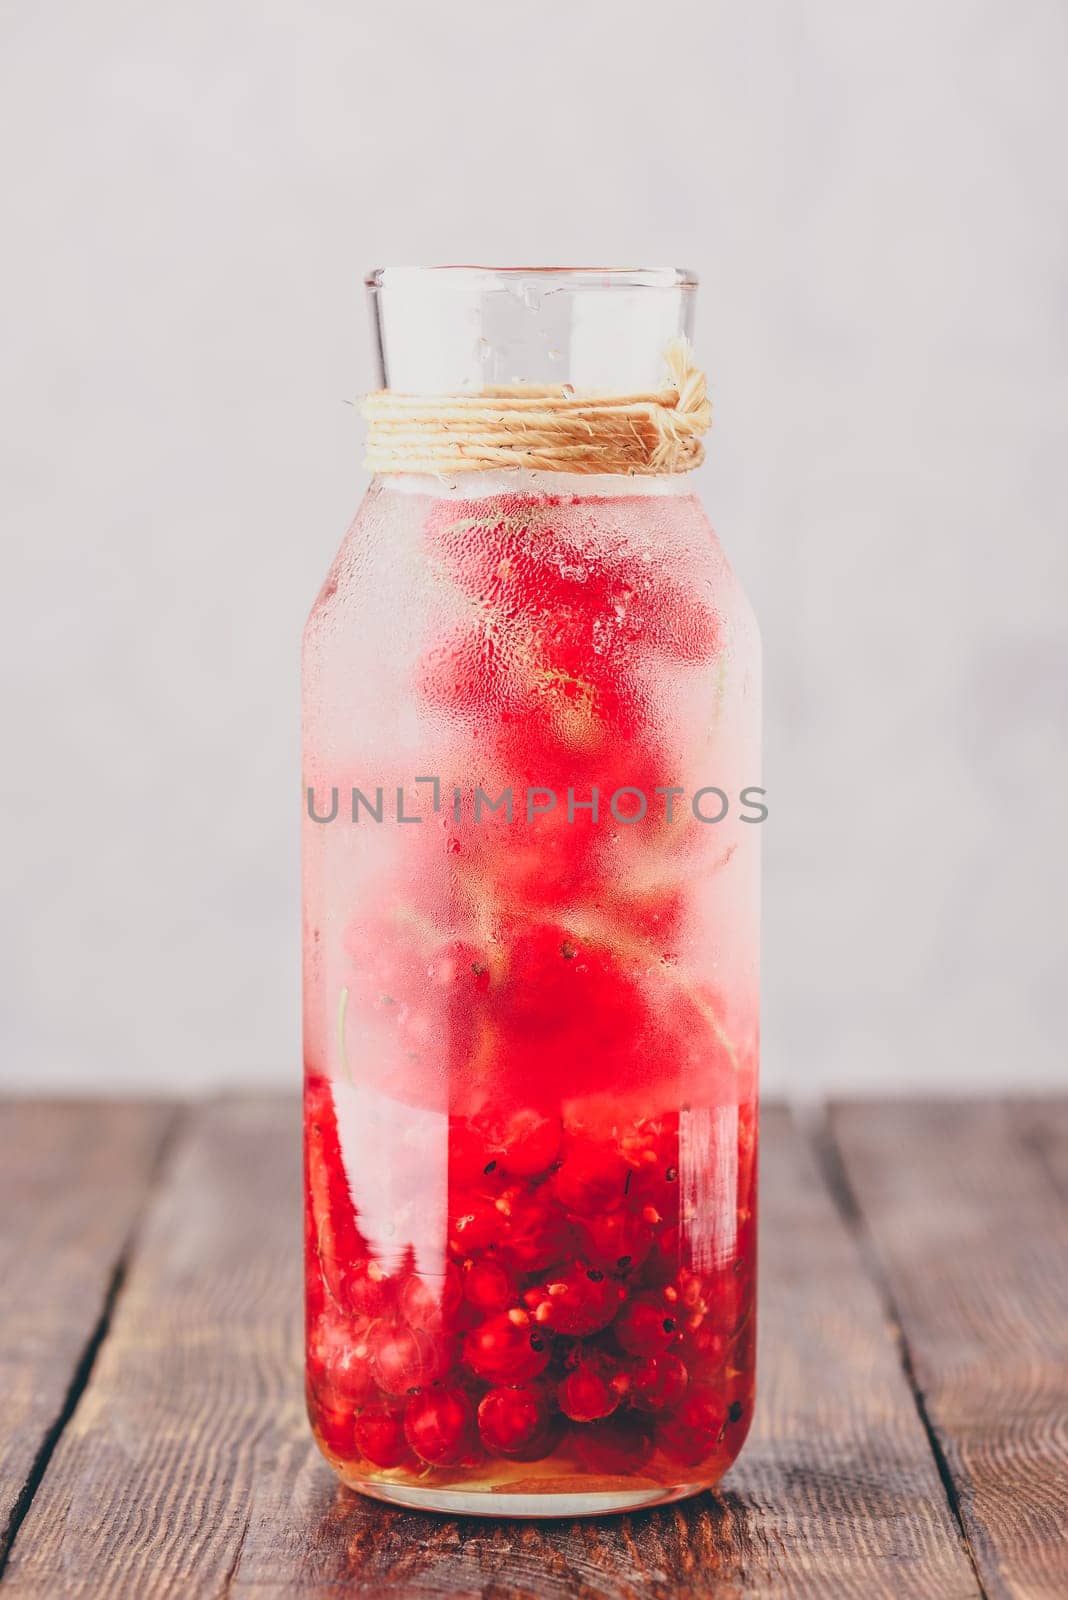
[361,340,711,476]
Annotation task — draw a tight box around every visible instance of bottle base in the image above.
[338,1475,711,1519]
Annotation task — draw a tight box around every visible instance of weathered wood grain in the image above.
[0,1100,175,1570]
[2,1100,979,1599]
[832,1100,1068,1600]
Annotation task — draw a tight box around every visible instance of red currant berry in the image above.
[498,1186,572,1272]
[449,1190,504,1256]
[448,1118,490,1186]
[477,1383,555,1457]
[310,1392,356,1458]
[551,1142,630,1216]
[399,1265,462,1330]
[727,1395,751,1431]
[345,1259,395,1318]
[571,1414,654,1476]
[404,1385,480,1467]
[629,1352,689,1412]
[370,1323,447,1396]
[647,584,720,663]
[463,1258,515,1315]
[463,1310,551,1383]
[702,1262,748,1335]
[638,1230,679,1286]
[494,927,647,1098]
[678,1321,734,1382]
[558,1363,619,1423]
[572,1209,654,1276]
[307,1313,375,1406]
[534,1261,626,1336]
[489,1108,562,1177]
[354,1405,411,1468]
[656,1387,727,1466]
[613,1293,679,1356]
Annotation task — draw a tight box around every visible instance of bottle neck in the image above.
[367,267,697,394]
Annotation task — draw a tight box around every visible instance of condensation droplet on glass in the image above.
[561,383,575,399]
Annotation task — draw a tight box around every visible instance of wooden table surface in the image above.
[0,1097,1064,1599]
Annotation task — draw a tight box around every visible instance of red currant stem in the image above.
[619,838,737,896]
[707,651,730,725]
[437,512,506,541]
[314,1219,345,1314]
[462,1014,500,1083]
[388,899,444,946]
[336,985,353,1086]
[701,1306,755,1385]
[726,1301,755,1353]
[667,976,737,1069]
[306,1106,348,1309]
[438,515,521,540]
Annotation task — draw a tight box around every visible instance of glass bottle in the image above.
[303,267,760,1515]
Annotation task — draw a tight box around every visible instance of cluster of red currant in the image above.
[306,1074,754,1484]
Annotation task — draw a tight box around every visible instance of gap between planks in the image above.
[811,1115,991,1600]
[0,1101,183,1579]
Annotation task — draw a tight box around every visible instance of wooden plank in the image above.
[831,1099,1068,1600]
[4,1101,977,1599]
[0,1099,175,1570]
[0,1096,303,1599]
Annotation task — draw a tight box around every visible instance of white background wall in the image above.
[2,1,1065,1097]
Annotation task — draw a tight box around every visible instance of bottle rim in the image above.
[365,265,698,292]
